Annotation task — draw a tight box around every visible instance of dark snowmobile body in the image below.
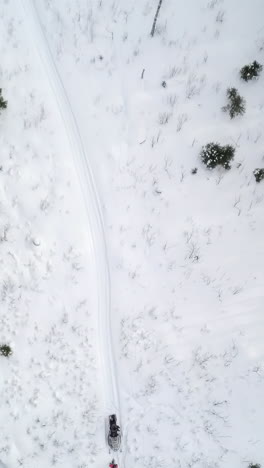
[107,414,121,452]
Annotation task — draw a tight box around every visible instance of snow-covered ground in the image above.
[0,1,109,466]
[1,0,264,467]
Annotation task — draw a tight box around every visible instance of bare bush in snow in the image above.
[166,94,177,108]
[158,111,172,125]
[186,73,206,99]
[216,10,225,23]
[176,113,188,132]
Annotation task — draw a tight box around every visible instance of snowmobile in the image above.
[108,414,121,452]
[109,459,118,468]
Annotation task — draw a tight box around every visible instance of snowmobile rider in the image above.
[110,422,120,438]
[109,459,118,468]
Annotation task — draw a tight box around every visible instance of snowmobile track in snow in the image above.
[21,0,121,439]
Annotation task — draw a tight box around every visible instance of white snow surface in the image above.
[1,0,264,467]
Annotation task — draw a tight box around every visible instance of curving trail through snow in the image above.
[21,0,121,446]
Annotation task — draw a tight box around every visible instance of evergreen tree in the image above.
[222,87,245,119]
[240,61,262,81]
[0,344,12,357]
[253,168,264,183]
[200,142,235,170]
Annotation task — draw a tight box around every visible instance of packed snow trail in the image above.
[21,0,121,432]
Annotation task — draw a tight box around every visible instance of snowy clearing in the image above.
[0,0,264,467]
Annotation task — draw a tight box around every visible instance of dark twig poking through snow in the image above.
[150,0,164,37]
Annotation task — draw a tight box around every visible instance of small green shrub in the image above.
[253,168,264,183]
[240,61,263,81]
[200,142,235,170]
[0,88,7,111]
[0,344,13,357]
[222,87,246,119]
[249,463,261,468]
